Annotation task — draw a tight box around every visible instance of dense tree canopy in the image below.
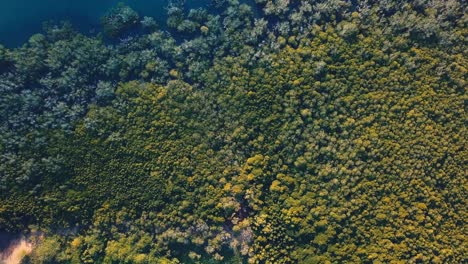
[0,0,466,263]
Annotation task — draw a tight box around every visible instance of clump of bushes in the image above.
[101,3,140,38]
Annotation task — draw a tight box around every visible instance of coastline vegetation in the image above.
[0,0,466,263]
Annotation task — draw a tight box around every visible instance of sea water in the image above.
[0,0,215,48]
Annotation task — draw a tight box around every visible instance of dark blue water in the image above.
[0,0,215,48]
[0,231,18,251]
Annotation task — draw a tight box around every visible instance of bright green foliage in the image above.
[0,0,466,263]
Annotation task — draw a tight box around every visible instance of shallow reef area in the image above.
[0,0,466,263]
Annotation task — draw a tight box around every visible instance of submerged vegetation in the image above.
[0,0,466,263]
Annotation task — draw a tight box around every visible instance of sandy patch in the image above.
[0,239,32,264]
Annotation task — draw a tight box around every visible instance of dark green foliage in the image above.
[0,44,9,71]
[101,3,140,38]
[1,0,466,263]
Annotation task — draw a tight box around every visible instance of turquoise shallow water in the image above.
[0,0,214,47]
